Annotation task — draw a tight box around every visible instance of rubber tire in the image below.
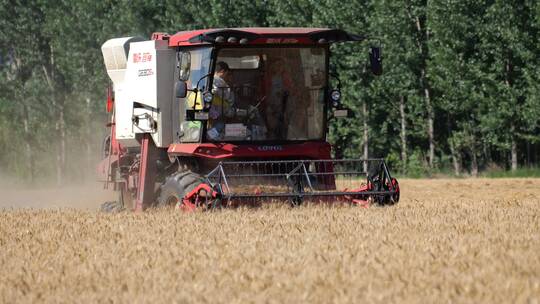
[101,135,111,159]
[389,178,400,205]
[156,171,205,207]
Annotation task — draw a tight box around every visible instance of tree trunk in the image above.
[11,54,35,183]
[471,150,478,177]
[483,142,491,167]
[22,103,35,183]
[406,7,435,169]
[505,60,517,172]
[425,82,435,169]
[511,134,518,171]
[399,95,407,172]
[86,97,92,180]
[362,100,369,173]
[447,117,461,176]
[46,81,66,186]
[449,138,461,176]
[56,98,66,186]
[470,133,478,177]
[42,52,67,185]
[526,141,530,167]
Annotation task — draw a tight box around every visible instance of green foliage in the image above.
[1,0,539,183]
[405,149,430,178]
[482,167,540,178]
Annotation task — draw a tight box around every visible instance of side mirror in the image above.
[369,46,383,76]
[175,80,187,98]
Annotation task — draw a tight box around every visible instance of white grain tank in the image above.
[101,37,176,148]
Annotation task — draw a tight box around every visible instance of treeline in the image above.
[1,0,539,184]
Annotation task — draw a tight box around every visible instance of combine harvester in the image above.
[98,28,399,212]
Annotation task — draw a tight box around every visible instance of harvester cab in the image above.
[98,28,398,212]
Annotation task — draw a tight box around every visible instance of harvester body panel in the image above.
[102,39,176,147]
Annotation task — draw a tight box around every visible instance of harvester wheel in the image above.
[101,135,111,159]
[389,178,400,204]
[157,171,216,210]
[368,175,400,206]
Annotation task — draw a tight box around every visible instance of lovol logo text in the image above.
[257,145,283,151]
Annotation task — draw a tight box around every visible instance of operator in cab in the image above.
[207,61,235,140]
[212,61,235,103]
[264,57,294,139]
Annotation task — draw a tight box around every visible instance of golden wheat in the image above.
[0,178,539,303]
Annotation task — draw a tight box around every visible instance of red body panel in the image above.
[109,123,124,155]
[167,141,333,160]
[166,27,330,46]
[167,29,210,46]
[135,134,159,211]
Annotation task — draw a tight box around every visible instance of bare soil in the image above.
[0,178,539,303]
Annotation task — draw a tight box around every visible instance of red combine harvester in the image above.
[98,28,399,211]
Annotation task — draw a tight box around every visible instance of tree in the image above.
[474,0,538,171]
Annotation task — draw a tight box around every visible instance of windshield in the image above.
[180,47,212,143]
[206,47,327,142]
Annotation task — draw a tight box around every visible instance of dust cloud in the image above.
[0,174,116,210]
[0,132,117,210]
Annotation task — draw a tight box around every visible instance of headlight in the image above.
[330,89,341,107]
[203,92,213,108]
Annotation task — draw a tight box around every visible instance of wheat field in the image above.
[0,178,539,303]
